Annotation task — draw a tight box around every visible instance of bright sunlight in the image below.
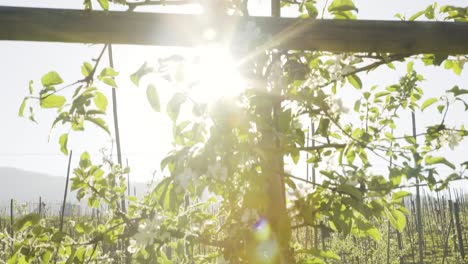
[186,45,245,103]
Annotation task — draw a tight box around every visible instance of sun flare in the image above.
[186,45,245,103]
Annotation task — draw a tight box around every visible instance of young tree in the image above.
[5,0,468,263]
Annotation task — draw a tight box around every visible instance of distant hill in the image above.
[0,167,149,207]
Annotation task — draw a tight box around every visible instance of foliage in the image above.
[4,0,468,263]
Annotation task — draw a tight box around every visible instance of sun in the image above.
[186,45,245,103]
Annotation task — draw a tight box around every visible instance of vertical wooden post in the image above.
[9,199,14,238]
[59,151,73,232]
[108,44,131,264]
[441,210,453,264]
[448,199,458,255]
[38,196,42,218]
[454,201,465,259]
[108,44,125,212]
[411,112,424,264]
[396,229,404,264]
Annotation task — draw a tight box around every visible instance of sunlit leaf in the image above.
[99,67,118,79]
[79,152,91,168]
[97,0,109,10]
[85,116,110,134]
[167,93,186,122]
[59,133,68,155]
[387,208,406,232]
[425,155,455,169]
[392,190,411,203]
[146,84,160,112]
[18,98,27,117]
[347,74,362,89]
[28,80,34,94]
[101,77,117,88]
[421,97,438,111]
[328,0,358,13]
[81,62,93,78]
[41,71,63,87]
[366,227,380,241]
[40,95,66,108]
[337,184,362,200]
[130,62,153,87]
[94,91,108,111]
[409,10,424,21]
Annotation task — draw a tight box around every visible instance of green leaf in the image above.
[59,133,69,155]
[79,152,91,168]
[387,208,406,232]
[366,227,380,241]
[85,116,110,134]
[94,91,108,111]
[347,74,362,89]
[41,71,63,86]
[81,62,93,78]
[425,155,456,169]
[146,84,161,112]
[448,85,468,97]
[18,98,27,117]
[346,148,356,164]
[40,95,66,108]
[13,213,40,231]
[328,0,358,13]
[99,67,118,79]
[41,250,52,264]
[433,54,448,66]
[409,10,425,21]
[28,80,34,94]
[290,148,300,164]
[421,97,438,111]
[316,118,330,137]
[437,104,445,113]
[130,62,153,86]
[407,61,414,73]
[392,190,411,203]
[167,93,186,122]
[337,184,362,200]
[101,77,117,88]
[97,0,109,10]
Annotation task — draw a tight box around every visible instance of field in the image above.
[2,187,468,263]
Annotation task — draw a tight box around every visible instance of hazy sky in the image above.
[0,0,467,184]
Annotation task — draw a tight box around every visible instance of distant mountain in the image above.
[0,167,149,207]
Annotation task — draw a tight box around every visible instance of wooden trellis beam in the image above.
[1,6,468,54]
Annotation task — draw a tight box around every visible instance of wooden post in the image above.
[59,151,73,232]
[448,199,458,256]
[411,112,424,264]
[441,212,454,264]
[9,199,14,237]
[454,201,465,260]
[396,229,404,264]
[38,196,42,218]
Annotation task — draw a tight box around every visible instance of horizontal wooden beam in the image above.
[1,6,468,54]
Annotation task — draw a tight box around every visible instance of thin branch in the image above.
[296,143,346,151]
[317,54,409,89]
[39,44,108,101]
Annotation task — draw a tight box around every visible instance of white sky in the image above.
[0,0,467,185]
